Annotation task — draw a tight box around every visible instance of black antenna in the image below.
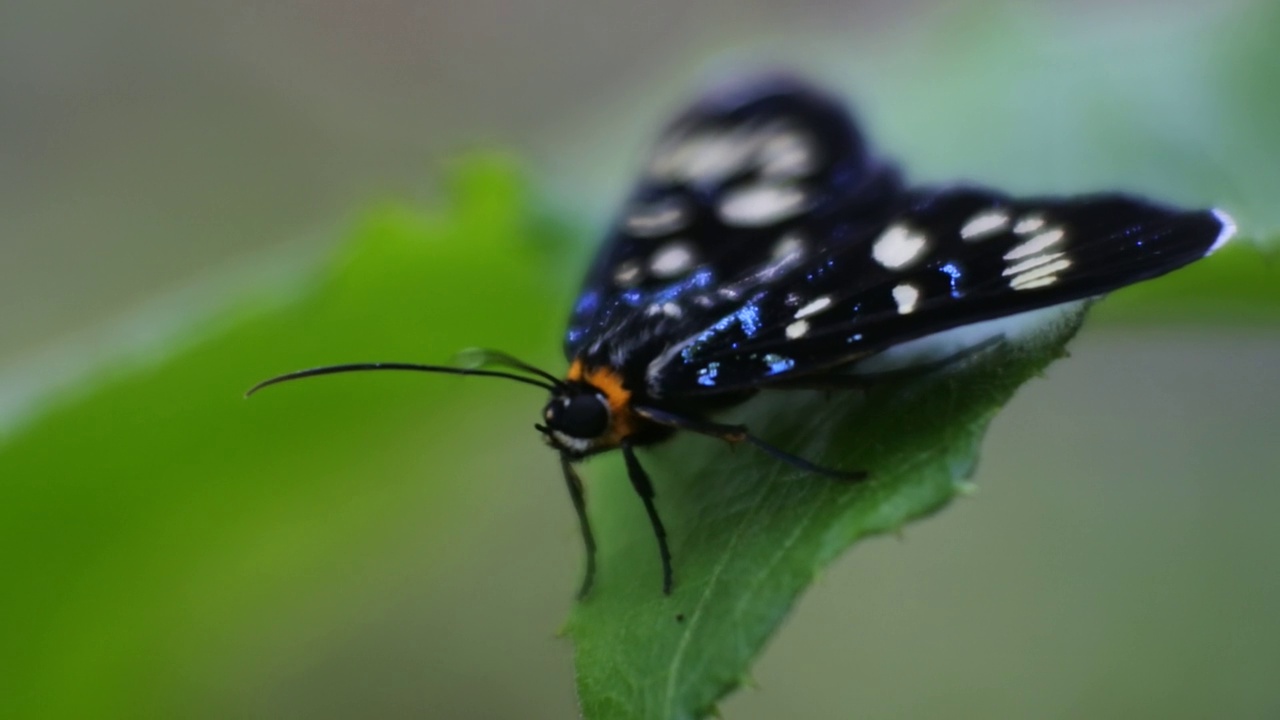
[246,362,558,398]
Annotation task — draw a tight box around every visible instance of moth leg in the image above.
[633,406,866,482]
[560,454,598,600]
[621,443,674,595]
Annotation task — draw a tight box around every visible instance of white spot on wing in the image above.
[1013,215,1047,234]
[757,128,815,178]
[785,319,810,339]
[960,211,1010,241]
[649,241,696,278]
[771,233,807,261]
[651,129,757,183]
[1005,228,1065,260]
[1207,208,1237,255]
[644,302,682,318]
[892,283,921,314]
[718,182,809,227]
[1010,276,1058,290]
[1002,252,1066,276]
[872,224,928,269]
[685,134,753,182]
[1009,257,1072,289]
[624,197,689,238]
[794,296,833,319]
[614,259,642,286]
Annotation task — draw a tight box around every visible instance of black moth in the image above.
[250,74,1235,598]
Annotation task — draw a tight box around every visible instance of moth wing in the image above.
[645,186,1234,396]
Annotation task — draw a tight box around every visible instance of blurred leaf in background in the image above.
[0,159,580,719]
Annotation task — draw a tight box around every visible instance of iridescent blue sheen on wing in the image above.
[644,188,1229,396]
[563,74,1235,400]
[564,75,901,374]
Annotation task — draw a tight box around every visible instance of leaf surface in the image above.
[567,306,1087,719]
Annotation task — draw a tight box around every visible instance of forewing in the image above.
[564,75,900,368]
[646,186,1234,395]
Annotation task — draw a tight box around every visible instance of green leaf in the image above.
[0,156,570,720]
[567,307,1087,719]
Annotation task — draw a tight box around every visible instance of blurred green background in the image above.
[2,1,1278,718]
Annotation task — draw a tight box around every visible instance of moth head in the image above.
[538,388,612,457]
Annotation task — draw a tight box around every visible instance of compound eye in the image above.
[554,395,610,439]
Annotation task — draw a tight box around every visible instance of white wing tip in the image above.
[1207,208,1237,256]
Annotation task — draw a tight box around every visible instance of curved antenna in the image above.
[246,362,557,398]
[454,348,566,389]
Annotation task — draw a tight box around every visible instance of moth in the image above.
[250,75,1236,598]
